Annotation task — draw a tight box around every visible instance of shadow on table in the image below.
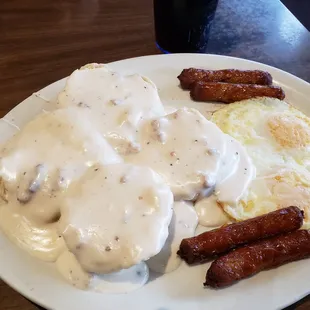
[30,301,44,310]
[31,294,310,310]
[283,294,310,309]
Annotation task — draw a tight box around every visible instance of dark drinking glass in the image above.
[154,0,219,53]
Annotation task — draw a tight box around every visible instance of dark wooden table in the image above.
[1,0,310,309]
[281,0,310,31]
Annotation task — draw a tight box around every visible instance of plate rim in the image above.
[0,53,310,310]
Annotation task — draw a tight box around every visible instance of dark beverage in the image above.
[154,0,219,53]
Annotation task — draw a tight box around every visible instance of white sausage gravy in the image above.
[0,65,255,294]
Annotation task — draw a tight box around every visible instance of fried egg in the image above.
[212,97,310,227]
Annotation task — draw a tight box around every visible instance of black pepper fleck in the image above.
[23,172,26,175]
[115,236,119,241]
[136,270,142,276]
[94,168,99,172]
[147,142,150,145]
[105,246,111,252]
[170,163,173,166]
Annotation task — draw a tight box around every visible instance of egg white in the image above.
[212,97,310,227]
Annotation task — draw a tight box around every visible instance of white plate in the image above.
[1,54,310,310]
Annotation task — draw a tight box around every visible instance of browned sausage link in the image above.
[177,206,303,265]
[178,68,273,89]
[205,230,310,288]
[190,82,285,103]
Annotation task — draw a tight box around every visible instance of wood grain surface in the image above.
[0,0,159,118]
[0,0,310,309]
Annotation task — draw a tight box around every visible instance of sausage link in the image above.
[178,68,273,90]
[178,206,303,264]
[205,230,310,288]
[190,81,285,103]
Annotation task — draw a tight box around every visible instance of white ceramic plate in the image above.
[0,54,310,310]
